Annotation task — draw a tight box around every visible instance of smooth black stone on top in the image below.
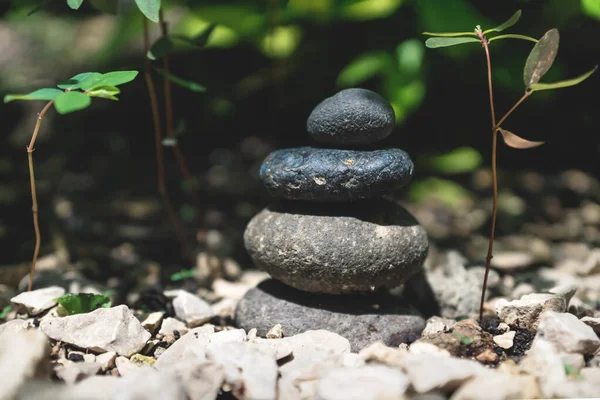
[307,88,395,145]
[259,147,413,201]
[234,278,425,352]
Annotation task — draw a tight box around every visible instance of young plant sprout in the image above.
[4,71,138,291]
[423,10,597,321]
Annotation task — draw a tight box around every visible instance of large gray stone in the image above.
[259,147,413,201]
[244,198,428,294]
[234,279,425,352]
[307,88,395,145]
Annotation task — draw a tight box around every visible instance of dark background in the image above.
[0,0,598,273]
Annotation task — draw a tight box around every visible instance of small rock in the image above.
[116,368,187,399]
[212,279,252,300]
[536,311,600,355]
[315,365,409,400]
[211,298,237,318]
[206,342,278,400]
[141,311,164,334]
[154,325,214,369]
[421,316,455,336]
[130,353,156,367]
[95,351,116,371]
[115,356,141,376]
[0,329,49,399]
[342,353,364,368]
[158,317,188,338]
[55,362,101,384]
[496,293,566,330]
[491,251,534,272]
[511,283,536,299]
[493,331,516,349]
[307,88,395,145]
[581,316,600,335]
[548,283,578,307]
[519,338,567,398]
[40,305,151,357]
[358,341,407,368]
[576,248,600,275]
[244,199,427,293]
[165,360,225,400]
[409,342,450,357]
[209,328,246,344]
[415,319,494,359]
[259,148,413,201]
[171,291,214,327]
[399,354,492,393]
[10,286,65,315]
[0,319,29,338]
[452,373,539,400]
[266,323,283,339]
[475,348,499,363]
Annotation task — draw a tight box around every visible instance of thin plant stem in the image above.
[477,29,498,321]
[143,16,193,260]
[158,10,203,223]
[26,100,54,291]
[496,91,531,130]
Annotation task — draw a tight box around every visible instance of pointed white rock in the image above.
[11,286,65,315]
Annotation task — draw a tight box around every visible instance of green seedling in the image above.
[54,293,111,316]
[170,268,196,282]
[0,305,12,319]
[423,10,597,321]
[4,71,138,291]
[453,331,473,345]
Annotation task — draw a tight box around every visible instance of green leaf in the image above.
[147,37,174,60]
[80,71,139,91]
[87,85,120,100]
[153,68,206,92]
[528,66,597,92]
[89,0,118,14]
[0,305,12,319]
[488,34,538,44]
[170,269,195,281]
[422,31,478,37]
[424,147,483,174]
[53,91,92,114]
[336,51,394,88]
[135,0,160,23]
[67,0,84,9]
[425,37,480,48]
[523,29,560,87]
[453,331,473,345]
[57,72,102,90]
[582,0,600,21]
[483,10,521,34]
[4,88,64,103]
[498,128,544,149]
[55,293,111,316]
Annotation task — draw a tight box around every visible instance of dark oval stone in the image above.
[260,147,413,201]
[234,279,425,352]
[307,88,395,145]
[244,198,428,294]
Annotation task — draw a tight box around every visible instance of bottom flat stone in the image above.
[234,279,425,352]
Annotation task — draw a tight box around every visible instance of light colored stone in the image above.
[315,365,409,400]
[0,319,30,338]
[248,337,293,361]
[497,322,510,332]
[171,290,214,327]
[209,328,246,344]
[493,331,515,349]
[519,338,567,397]
[358,342,406,368]
[561,353,585,371]
[491,251,534,272]
[278,377,302,400]
[581,316,600,335]
[496,293,566,330]
[451,372,539,400]
[212,278,253,300]
[141,311,164,334]
[165,360,225,400]
[95,351,116,371]
[10,286,64,315]
[154,325,214,369]
[342,353,364,368]
[211,298,237,318]
[422,316,456,336]
[115,356,141,376]
[409,342,451,357]
[510,283,536,299]
[206,342,278,400]
[399,353,492,393]
[158,317,188,338]
[553,367,600,398]
[0,329,49,400]
[576,248,600,275]
[40,305,150,357]
[548,283,578,306]
[116,367,187,399]
[536,311,600,355]
[55,362,101,384]
[267,323,283,339]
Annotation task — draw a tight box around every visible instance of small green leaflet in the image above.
[57,72,102,90]
[453,331,473,345]
[528,66,597,92]
[67,0,84,10]
[483,10,521,34]
[80,71,139,91]
[135,0,160,23]
[523,29,560,87]
[55,293,111,316]
[170,269,195,281]
[54,91,91,114]
[0,305,12,319]
[422,31,477,38]
[4,88,63,103]
[425,37,480,49]
[87,85,120,100]
[153,68,206,92]
[488,34,538,44]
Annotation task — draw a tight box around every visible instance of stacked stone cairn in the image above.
[235,88,429,351]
